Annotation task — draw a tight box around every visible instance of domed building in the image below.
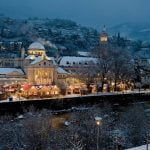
[28,42,46,56]
[24,42,68,86]
[24,42,47,67]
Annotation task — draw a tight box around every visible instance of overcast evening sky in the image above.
[0,0,150,29]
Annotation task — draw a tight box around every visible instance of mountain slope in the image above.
[109,23,150,42]
[0,16,99,56]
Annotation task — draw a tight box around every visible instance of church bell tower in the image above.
[100,25,108,44]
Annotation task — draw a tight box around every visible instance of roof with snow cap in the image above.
[78,51,90,57]
[30,56,57,65]
[30,56,43,65]
[59,56,97,66]
[25,55,36,60]
[0,68,24,75]
[57,67,68,74]
[28,42,45,50]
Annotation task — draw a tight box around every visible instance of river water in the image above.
[50,101,150,129]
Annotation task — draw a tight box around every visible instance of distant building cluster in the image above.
[0,28,149,99]
[0,40,99,98]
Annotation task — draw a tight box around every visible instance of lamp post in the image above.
[146,131,150,150]
[95,116,102,150]
[113,129,124,150]
[147,139,149,150]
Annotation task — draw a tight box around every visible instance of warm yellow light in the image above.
[101,36,108,42]
[46,92,50,95]
[20,88,23,91]
[111,82,115,86]
[96,121,100,126]
[95,117,102,126]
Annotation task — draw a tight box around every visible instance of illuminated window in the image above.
[101,36,108,42]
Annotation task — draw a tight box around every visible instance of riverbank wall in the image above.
[0,93,150,115]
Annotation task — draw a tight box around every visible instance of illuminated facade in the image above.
[24,42,64,86]
[100,32,108,43]
[27,59,57,85]
[100,26,108,43]
[0,42,68,87]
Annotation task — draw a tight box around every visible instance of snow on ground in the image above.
[126,144,150,150]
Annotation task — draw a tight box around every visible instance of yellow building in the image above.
[27,57,57,85]
[25,42,68,86]
[19,42,69,97]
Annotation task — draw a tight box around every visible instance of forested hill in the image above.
[0,16,99,56]
[109,22,150,42]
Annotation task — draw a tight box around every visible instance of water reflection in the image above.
[51,101,150,129]
[51,114,70,129]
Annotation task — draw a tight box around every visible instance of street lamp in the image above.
[146,131,150,150]
[95,116,102,150]
[113,129,124,150]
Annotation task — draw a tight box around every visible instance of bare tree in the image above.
[94,46,113,92]
[110,47,135,91]
[94,45,134,92]
[22,110,52,150]
[0,104,149,150]
[116,104,150,148]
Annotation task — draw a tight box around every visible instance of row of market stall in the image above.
[20,84,60,98]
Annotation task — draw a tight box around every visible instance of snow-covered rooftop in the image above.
[0,68,24,75]
[25,55,36,60]
[30,56,43,65]
[28,42,45,50]
[30,56,57,65]
[57,67,68,74]
[78,51,90,57]
[50,57,57,65]
[59,56,97,66]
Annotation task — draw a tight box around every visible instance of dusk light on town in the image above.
[0,0,150,149]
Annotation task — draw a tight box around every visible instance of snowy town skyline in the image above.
[0,1,150,150]
[0,0,150,28]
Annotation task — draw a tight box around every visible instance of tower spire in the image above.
[102,25,106,32]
